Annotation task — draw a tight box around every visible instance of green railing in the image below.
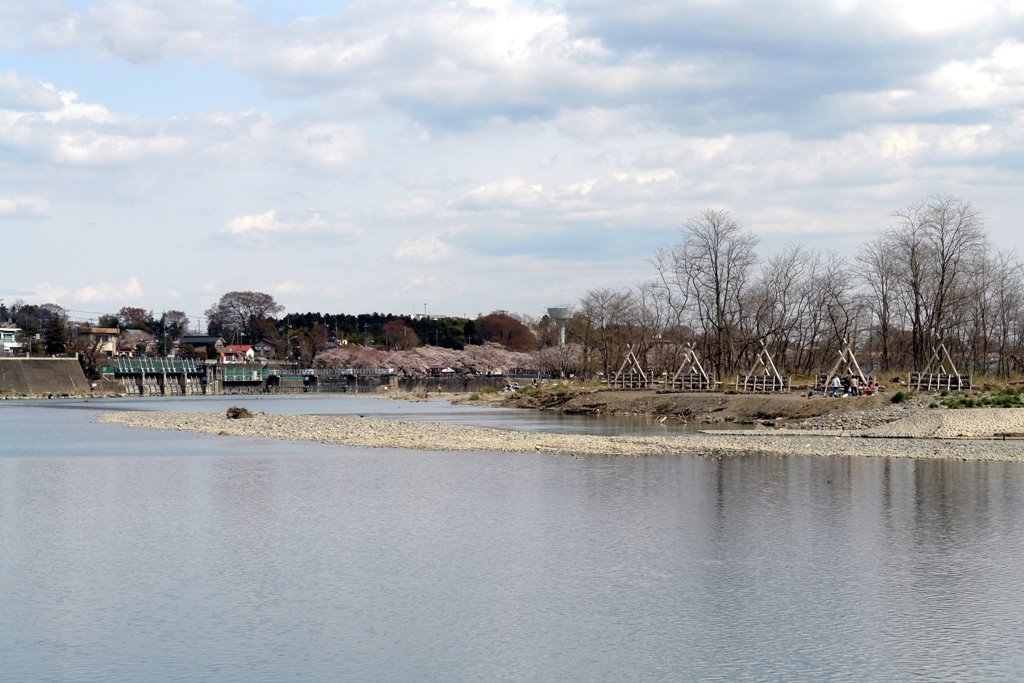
[222,366,272,382]
[108,357,202,374]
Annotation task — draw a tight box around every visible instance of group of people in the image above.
[823,374,875,398]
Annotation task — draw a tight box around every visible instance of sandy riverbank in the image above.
[97,406,1024,461]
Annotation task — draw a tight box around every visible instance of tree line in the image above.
[0,291,541,371]
[201,292,539,365]
[566,195,1023,380]
[7,194,1018,382]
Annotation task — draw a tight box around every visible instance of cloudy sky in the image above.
[3,0,1024,327]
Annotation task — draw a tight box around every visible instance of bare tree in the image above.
[205,291,284,343]
[382,319,419,350]
[675,208,758,374]
[632,280,671,367]
[650,246,693,340]
[751,244,811,370]
[856,236,900,371]
[117,307,154,331]
[889,196,986,367]
[969,250,1024,376]
[577,287,636,378]
[925,196,986,340]
[818,252,862,355]
[162,310,190,339]
[71,334,107,379]
[994,253,1024,375]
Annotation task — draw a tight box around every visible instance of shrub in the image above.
[891,391,906,404]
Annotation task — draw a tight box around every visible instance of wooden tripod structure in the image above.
[910,341,971,392]
[816,338,869,391]
[608,344,650,389]
[736,339,790,393]
[666,343,713,391]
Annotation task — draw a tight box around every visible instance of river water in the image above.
[3,395,1024,681]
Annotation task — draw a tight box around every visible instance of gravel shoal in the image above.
[98,409,1024,461]
[858,407,1024,438]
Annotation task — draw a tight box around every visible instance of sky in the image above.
[3,0,1024,328]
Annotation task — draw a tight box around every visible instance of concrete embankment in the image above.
[97,408,1024,461]
[0,358,90,397]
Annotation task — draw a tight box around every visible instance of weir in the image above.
[111,357,208,396]
[107,361,401,396]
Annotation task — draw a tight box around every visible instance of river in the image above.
[3,395,1024,681]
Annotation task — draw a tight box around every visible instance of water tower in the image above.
[547,307,571,347]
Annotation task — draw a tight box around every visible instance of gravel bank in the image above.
[784,395,928,431]
[98,408,1024,462]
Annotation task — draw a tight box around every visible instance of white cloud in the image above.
[612,169,678,185]
[0,81,189,166]
[0,196,49,219]
[454,177,547,211]
[393,234,455,262]
[76,279,143,304]
[273,280,305,295]
[221,209,279,236]
[283,123,365,168]
[219,209,361,243]
[31,277,145,305]
[0,79,367,172]
[881,0,1006,36]
[924,40,1024,108]
[8,1,1024,319]
[65,1,251,63]
[27,13,78,50]
[0,70,62,110]
[51,130,189,165]
[383,197,435,219]
[398,275,440,293]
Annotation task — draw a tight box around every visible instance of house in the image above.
[252,340,275,360]
[0,325,23,355]
[180,335,226,358]
[219,344,255,363]
[75,326,120,357]
[117,328,156,356]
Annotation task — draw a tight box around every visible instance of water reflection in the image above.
[3,401,1024,680]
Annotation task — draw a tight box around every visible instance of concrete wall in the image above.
[0,358,90,397]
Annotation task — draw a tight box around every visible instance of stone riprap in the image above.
[98,408,1024,461]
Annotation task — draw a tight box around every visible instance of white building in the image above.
[0,326,24,355]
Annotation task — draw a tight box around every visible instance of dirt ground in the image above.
[494,386,893,426]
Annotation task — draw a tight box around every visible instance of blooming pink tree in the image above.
[316,342,540,377]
